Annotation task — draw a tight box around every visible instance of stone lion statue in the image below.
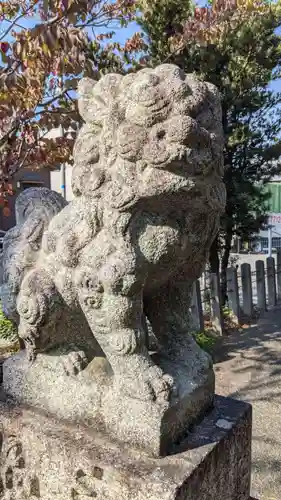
[1,64,225,454]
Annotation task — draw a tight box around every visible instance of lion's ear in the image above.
[77,77,98,122]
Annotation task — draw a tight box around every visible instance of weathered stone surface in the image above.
[0,64,225,455]
[3,349,214,456]
[0,188,67,324]
[0,395,252,500]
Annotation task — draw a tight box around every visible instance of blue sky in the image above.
[110,15,281,94]
[1,1,280,93]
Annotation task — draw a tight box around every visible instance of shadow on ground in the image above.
[213,306,281,499]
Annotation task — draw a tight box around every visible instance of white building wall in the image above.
[46,127,74,201]
[65,165,74,201]
[50,164,74,201]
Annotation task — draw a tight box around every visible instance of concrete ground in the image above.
[215,306,281,500]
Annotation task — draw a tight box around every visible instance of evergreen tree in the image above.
[137,0,281,297]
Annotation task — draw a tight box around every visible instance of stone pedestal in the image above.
[2,350,214,457]
[0,394,252,500]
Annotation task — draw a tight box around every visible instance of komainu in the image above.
[0,64,225,405]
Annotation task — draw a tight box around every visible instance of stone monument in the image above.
[0,64,252,499]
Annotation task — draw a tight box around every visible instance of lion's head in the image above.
[72,64,225,213]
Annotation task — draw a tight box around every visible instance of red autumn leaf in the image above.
[0,42,9,54]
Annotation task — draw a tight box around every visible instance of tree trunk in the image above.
[220,228,233,306]
[209,235,220,275]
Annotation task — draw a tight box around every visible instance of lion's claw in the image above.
[62,349,88,376]
[119,364,175,404]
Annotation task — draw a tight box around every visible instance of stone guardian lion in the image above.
[1,64,225,412]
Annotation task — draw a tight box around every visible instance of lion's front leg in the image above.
[76,267,173,403]
[144,278,212,370]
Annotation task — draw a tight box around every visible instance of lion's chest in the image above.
[134,213,187,266]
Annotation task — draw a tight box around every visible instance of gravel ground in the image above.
[214,305,281,500]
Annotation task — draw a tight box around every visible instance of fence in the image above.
[190,251,281,335]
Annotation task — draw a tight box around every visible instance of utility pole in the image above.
[60,162,66,199]
[59,124,66,199]
[59,75,66,199]
[268,224,273,257]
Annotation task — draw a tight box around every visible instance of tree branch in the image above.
[0,1,40,42]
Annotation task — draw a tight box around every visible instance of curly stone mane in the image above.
[71,64,225,212]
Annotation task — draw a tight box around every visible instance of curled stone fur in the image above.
[0,64,225,404]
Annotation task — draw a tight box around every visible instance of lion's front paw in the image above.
[62,349,88,376]
[120,363,175,404]
[144,367,174,403]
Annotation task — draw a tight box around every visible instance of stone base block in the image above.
[0,395,252,500]
[2,350,214,457]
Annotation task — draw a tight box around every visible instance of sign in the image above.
[268,213,281,227]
